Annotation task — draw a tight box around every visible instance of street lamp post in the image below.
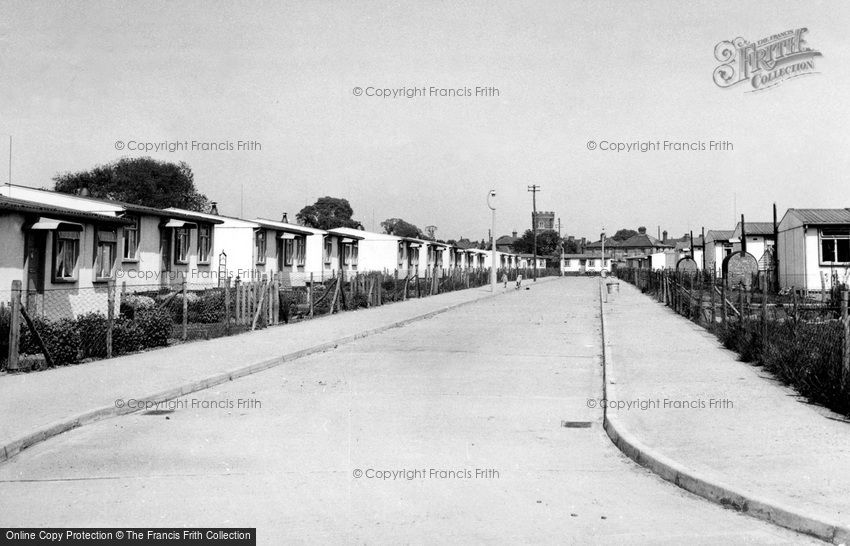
[487,190,497,292]
[601,227,606,276]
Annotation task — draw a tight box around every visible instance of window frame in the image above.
[283,238,295,267]
[323,237,333,265]
[197,224,212,265]
[174,227,191,265]
[93,229,118,282]
[255,229,267,265]
[819,228,850,266]
[122,216,140,262]
[52,230,81,283]
[295,237,306,267]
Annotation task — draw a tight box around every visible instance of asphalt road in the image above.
[0,277,817,544]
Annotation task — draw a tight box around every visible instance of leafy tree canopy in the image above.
[611,228,638,241]
[511,229,562,256]
[381,218,422,238]
[297,196,362,230]
[53,157,210,211]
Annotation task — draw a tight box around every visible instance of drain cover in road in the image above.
[561,421,592,428]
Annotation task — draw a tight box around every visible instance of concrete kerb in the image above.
[0,276,560,466]
[598,279,850,545]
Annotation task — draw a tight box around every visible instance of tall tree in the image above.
[511,229,562,256]
[53,157,210,211]
[381,218,422,238]
[611,228,638,241]
[297,196,362,230]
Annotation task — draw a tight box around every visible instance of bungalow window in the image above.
[295,237,306,266]
[197,224,212,264]
[255,230,267,265]
[343,244,358,266]
[283,238,295,266]
[174,228,191,264]
[94,229,117,281]
[397,243,405,266]
[122,216,140,261]
[820,229,850,264]
[410,247,419,266]
[324,238,333,264]
[53,230,80,282]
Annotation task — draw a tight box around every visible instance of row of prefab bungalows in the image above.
[0,185,545,318]
[610,210,850,292]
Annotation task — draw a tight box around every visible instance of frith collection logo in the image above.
[713,28,822,92]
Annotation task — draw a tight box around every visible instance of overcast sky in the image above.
[1,1,847,242]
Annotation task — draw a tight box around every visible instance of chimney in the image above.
[209,201,219,215]
[281,212,288,223]
[512,231,517,238]
[662,230,668,243]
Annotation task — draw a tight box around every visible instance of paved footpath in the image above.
[0,280,554,463]
[603,279,850,544]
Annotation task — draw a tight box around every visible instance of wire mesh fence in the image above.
[2,266,560,373]
[616,266,850,416]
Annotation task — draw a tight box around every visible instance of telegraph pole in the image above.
[528,185,540,281]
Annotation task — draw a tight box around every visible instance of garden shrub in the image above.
[77,312,109,359]
[21,317,81,366]
[113,317,145,355]
[135,308,173,348]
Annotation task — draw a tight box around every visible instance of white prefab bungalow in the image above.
[777,208,850,291]
[0,185,223,292]
[517,254,546,270]
[254,218,325,284]
[561,254,611,274]
[165,208,287,285]
[0,195,132,318]
[704,230,734,276]
[468,249,488,269]
[325,228,363,276]
[731,222,776,271]
[649,250,677,271]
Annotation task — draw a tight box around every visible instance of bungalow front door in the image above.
[25,232,46,312]
[160,228,172,275]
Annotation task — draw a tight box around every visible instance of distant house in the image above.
[704,230,734,276]
[586,227,672,262]
[672,236,704,268]
[730,222,776,271]
[777,208,850,291]
[495,232,519,253]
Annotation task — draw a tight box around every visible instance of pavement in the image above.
[602,278,850,544]
[0,276,815,544]
[0,278,556,464]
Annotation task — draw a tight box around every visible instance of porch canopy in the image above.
[29,217,84,231]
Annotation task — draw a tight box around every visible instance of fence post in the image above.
[308,273,314,317]
[710,269,716,327]
[181,276,188,341]
[842,290,849,388]
[234,277,242,325]
[720,279,727,326]
[106,279,115,359]
[7,280,22,371]
[224,276,232,334]
[761,277,769,342]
